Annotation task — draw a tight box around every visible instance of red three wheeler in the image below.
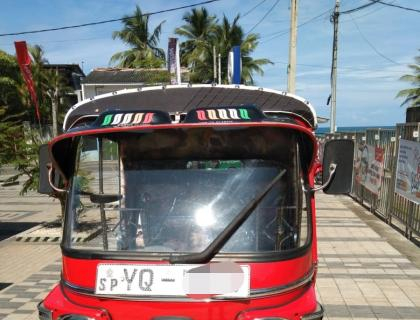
[37,85,353,320]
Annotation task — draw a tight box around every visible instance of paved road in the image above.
[0,181,419,319]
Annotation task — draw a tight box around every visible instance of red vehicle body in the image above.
[36,85,345,320]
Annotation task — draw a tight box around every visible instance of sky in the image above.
[0,0,419,127]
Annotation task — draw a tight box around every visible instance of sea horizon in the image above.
[316,126,395,135]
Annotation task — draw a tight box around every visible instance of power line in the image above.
[340,0,397,23]
[0,31,174,46]
[241,0,268,18]
[0,0,221,37]
[260,6,333,43]
[340,0,380,14]
[245,0,281,35]
[368,0,420,13]
[272,60,407,72]
[349,14,401,65]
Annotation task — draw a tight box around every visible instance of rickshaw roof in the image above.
[63,85,317,131]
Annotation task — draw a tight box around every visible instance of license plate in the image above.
[95,263,250,298]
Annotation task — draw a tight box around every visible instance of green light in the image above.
[239,109,251,120]
[101,114,113,126]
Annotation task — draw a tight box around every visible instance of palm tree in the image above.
[28,45,71,134]
[43,68,72,136]
[111,5,166,68]
[29,45,48,66]
[175,8,217,69]
[176,10,272,84]
[28,45,49,110]
[215,15,272,85]
[396,53,420,108]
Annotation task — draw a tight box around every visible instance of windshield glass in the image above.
[65,127,309,255]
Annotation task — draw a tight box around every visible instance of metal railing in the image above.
[319,123,420,240]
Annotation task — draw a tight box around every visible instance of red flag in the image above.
[14,41,41,121]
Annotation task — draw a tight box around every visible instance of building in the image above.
[81,67,190,100]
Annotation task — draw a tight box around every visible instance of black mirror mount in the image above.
[311,163,337,192]
[38,144,53,194]
[320,139,354,194]
[38,144,66,194]
[47,164,67,193]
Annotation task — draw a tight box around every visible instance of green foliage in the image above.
[0,50,27,119]
[396,53,420,108]
[141,69,171,83]
[0,46,70,215]
[0,117,43,195]
[110,5,166,68]
[0,50,21,80]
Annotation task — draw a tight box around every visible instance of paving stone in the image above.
[0,310,16,318]
[0,302,22,309]
[2,314,33,320]
[16,302,38,311]
[11,310,33,315]
[12,292,39,299]
[9,298,30,303]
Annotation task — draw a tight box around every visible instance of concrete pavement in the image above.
[0,181,419,319]
[316,193,420,320]
[0,178,61,320]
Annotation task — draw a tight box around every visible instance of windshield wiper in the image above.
[79,191,122,204]
[169,169,286,264]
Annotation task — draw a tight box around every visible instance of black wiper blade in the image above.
[79,191,122,204]
[169,169,286,264]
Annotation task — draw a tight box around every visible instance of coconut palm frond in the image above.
[110,5,165,68]
[396,54,420,108]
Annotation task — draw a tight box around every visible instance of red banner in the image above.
[14,41,40,121]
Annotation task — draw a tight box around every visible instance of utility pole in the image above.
[330,0,340,134]
[213,46,217,83]
[287,0,298,94]
[218,53,221,85]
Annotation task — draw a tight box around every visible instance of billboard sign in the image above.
[354,144,384,194]
[395,139,420,204]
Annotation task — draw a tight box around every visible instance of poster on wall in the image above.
[395,139,420,204]
[354,144,384,194]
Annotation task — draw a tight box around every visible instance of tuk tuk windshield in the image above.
[66,127,309,255]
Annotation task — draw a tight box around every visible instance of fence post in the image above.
[361,132,366,206]
[385,130,397,225]
[374,129,380,212]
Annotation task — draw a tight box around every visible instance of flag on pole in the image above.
[168,38,181,85]
[228,46,241,85]
[14,41,41,121]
